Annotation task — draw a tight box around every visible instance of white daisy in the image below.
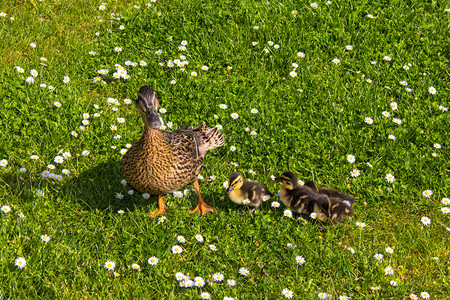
[356,221,366,228]
[213,273,224,281]
[347,154,355,163]
[332,58,341,64]
[422,190,433,198]
[15,257,27,269]
[428,86,436,95]
[171,245,183,254]
[147,256,159,265]
[295,255,306,265]
[0,159,7,167]
[41,234,51,243]
[421,216,431,226]
[282,288,294,299]
[195,234,204,242]
[1,205,11,213]
[239,267,249,276]
[227,279,237,286]
[350,168,360,177]
[385,173,395,183]
[175,272,185,281]
[374,253,383,261]
[284,210,293,218]
[104,261,115,270]
[384,266,394,275]
[271,201,280,208]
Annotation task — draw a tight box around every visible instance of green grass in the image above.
[1,0,449,298]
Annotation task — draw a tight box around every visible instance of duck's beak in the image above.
[274,177,282,182]
[226,186,233,194]
[146,110,162,129]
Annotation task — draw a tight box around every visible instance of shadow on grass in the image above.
[69,160,229,214]
[68,160,126,211]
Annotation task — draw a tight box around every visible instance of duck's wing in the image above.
[160,129,204,182]
[188,124,225,156]
[161,129,201,159]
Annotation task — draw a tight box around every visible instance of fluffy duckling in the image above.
[226,172,273,212]
[303,181,356,206]
[276,172,353,224]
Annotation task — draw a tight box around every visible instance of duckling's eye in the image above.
[231,178,242,187]
[281,177,291,184]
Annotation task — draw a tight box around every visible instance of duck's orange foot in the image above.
[189,202,215,217]
[147,195,166,218]
[147,208,166,218]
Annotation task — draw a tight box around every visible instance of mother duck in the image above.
[121,86,224,217]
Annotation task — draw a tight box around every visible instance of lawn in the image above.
[0,0,449,299]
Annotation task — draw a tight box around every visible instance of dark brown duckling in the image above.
[276,172,353,223]
[303,181,355,206]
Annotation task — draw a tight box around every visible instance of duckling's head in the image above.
[135,86,161,129]
[226,172,244,193]
[275,172,299,190]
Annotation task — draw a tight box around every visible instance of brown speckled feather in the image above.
[121,128,202,194]
[120,86,224,198]
[121,125,223,195]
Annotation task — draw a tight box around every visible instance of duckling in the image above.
[275,172,353,223]
[303,181,356,206]
[327,199,354,223]
[120,86,224,217]
[226,172,273,213]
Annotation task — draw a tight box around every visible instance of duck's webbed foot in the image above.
[189,179,215,216]
[148,195,166,217]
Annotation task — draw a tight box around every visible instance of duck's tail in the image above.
[187,124,225,156]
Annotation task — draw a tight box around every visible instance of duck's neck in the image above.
[142,126,161,140]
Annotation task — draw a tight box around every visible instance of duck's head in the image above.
[226,172,244,193]
[275,172,299,190]
[135,86,162,129]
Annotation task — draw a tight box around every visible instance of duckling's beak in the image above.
[226,186,233,193]
[274,177,282,182]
